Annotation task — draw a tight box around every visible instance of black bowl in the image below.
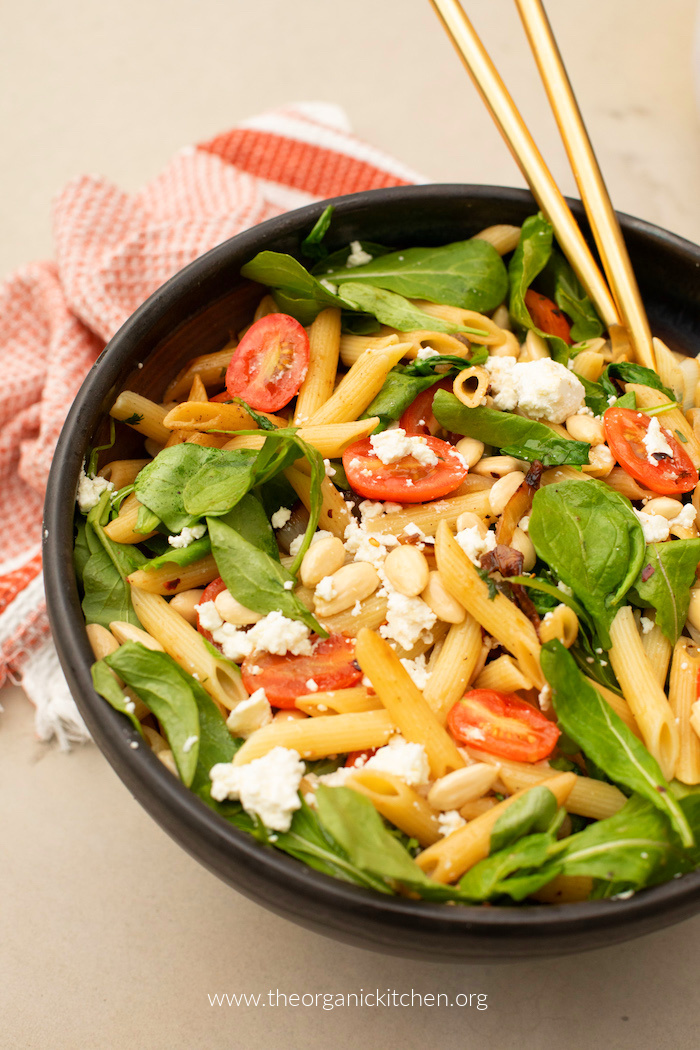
[44,184,700,961]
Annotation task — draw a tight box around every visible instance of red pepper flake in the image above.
[165,578,181,591]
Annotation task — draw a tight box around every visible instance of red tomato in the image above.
[342,435,467,503]
[603,407,698,495]
[226,313,309,412]
[345,749,377,768]
[400,379,454,436]
[524,290,571,344]
[196,576,227,645]
[447,688,560,763]
[210,391,231,403]
[241,634,362,708]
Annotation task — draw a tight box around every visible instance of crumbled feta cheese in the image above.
[289,529,333,558]
[634,509,671,544]
[358,499,386,521]
[671,504,697,530]
[370,428,438,467]
[557,581,573,597]
[124,698,136,714]
[345,240,373,268]
[399,653,432,691]
[213,623,253,662]
[379,591,436,650]
[226,689,273,738]
[247,611,313,656]
[319,278,338,295]
[314,575,337,602]
[455,525,497,566]
[538,684,552,712]
[305,678,318,692]
[168,523,206,548]
[364,735,431,786]
[271,507,292,529]
[457,724,486,742]
[209,747,304,831]
[195,600,224,632]
[643,416,674,465]
[283,580,294,590]
[438,810,467,837]
[316,765,357,787]
[182,734,199,753]
[76,470,114,513]
[416,346,440,360]
[344,520,399,568]
[403,522,425,539]
[484,356,585,422]
[323,458,336,478]
[575,405,595,417]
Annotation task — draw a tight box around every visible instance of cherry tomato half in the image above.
[226,313,309,412]
[524,290,571,344]
[196,576,227,645]
[400,379,454,436]
[447,688,560,763]
[342,435,468,503]
[603,407,698,495]
[241,634,362,708]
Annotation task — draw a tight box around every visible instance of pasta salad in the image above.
[74,208,700,904]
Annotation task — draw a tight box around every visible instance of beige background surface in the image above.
[3,1,700,1047]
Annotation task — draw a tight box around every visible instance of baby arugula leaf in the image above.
[91,659,143,735]
[433,392,591,466]
[508,213,570,365]
[135,444,221,532]
[541,640,694,847]
[320,237,509,313]
[207,516,326,635]
[539,248,603,343]
[338,283,478,335]
[529,479,645,646]
[315,786,456,900]
[106,642,200,786]
[457,832,558,902]
[627,539,700,643]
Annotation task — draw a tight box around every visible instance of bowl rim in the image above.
[43,182,700,952]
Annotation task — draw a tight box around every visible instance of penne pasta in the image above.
[163,344,237,402]
[306,341,410,426]
[103,493,157,544]
[98,458,149,489]
[669,637,700,784]
[423,615,483,722]
[293,308,341,424]
[347,769,441,847]
[232,709,396,765]
[126,554,219,594]
[284,467,352,540]
[110,392,171,444]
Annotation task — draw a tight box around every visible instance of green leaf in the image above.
[228,397,279,431]
[541,640,694,847]
[300,204,334,261]
[241,251,346,325]
[135,443,220,532]
[315,786,454,899]
[106,642,200,786]
[207,516,326,635]
[508,213,570,364]
[141,535,211,572]
[73,520,92,581]
[170,665,240,795]
[338,282,478,335]
[458,832,558,901]
[135,503,160,534]
[222,493,279,563]
[600,362,675,402]
[433,391,590,466]
[91,659,143,734]
[81,493,145,629]
[539,248,603,343]
[183,449,259,517]
[490,786,559,853]
[321,237,509,313]
[86,418,116,477]
[529,479,645,646]
[628,539,700,643]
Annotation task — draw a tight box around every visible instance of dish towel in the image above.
[0,103,425,748]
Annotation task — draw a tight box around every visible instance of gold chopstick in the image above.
[513,0,655,368]
[429,0,620,332]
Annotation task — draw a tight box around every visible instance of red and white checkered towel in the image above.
[0,103,424,747]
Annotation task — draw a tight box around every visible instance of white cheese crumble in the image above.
[640,616,655,635]
[416,346,440,360]
[557,581,574,597]
[247,611,313,656]
[271,506,292,529]
[633,509,671,544]
[226,689,273,738]
[358,499,386,521]
[195,600,223,632]
[399,653,432,691]
[77,470,114,513]
[643,416,674,465]
[484,356,585,423]
[672,504,697,530]
[319,278,338,295]
[314,575,337,602]
[455,525,497,566]
[168,523,206,548]
[182,734,199,754]
[344,520,399,568]
[438,810,467,837]
[369,427,438,468]
[209,747,304,831]
[323,458,336,478]
[305,678,318,692]
[213,623,253,662]
[379,591,436,650]
[364,735,431,786]
[346,240,373,268]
